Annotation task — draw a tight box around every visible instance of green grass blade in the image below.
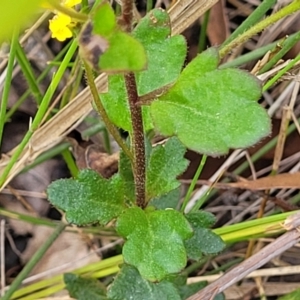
[258,31,300,74]
[181,155,207,212]
[263,52,300,91]
[219,35,296,69]
[15,41,43,104]
[0,30,19,147]
[0,40,78,188]
[2,223,67,300]
[221,0,277,48]
[5,41,72,122]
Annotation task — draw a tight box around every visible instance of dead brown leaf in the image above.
[207,0,230,45]
[69,138,119,178]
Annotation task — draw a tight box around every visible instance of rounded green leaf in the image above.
[100,75,152,132]
[64,273,107,300]
[99,31,147,72]
[80,2,146,72]
[108,265,181,300]
[146,137,189,200]
[99,9,186,133]
[116,207,193,281]
[133,9,187,95]
[186,211,216,228]
[47,169,125,225]
[185,228,225,260]
[92,2,116,37]
[185,211,225,260]
[150,47,271,155]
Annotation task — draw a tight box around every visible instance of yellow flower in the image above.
[49,13,73,41]
[48,0,81,41]
[63,0,81,7]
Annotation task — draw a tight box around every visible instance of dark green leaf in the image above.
[64,273,107,300]
[185,212,225,260]
[119,150,135,202]
[149,187,181,210]
[108,265,181,300]
[146,137,188,200]
[164,273,207,300]
[179,282,207,300]
[81,2,147,72]
[47,169,125,225]
[214,293,226,300]
[186,211,216,228]
[185,228,225,260]
[116,207,193,281]
[151,47,271,155]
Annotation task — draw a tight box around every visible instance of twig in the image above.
[187,212,300,300]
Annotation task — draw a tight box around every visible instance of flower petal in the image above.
[63,0,81,7]
[49,14,73,41]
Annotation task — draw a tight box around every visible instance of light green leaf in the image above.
[116,207,193,281]
[100,8,186,133]
[133,8,187,96]
[146,137,189,200]
[47,169,125,225]
[92,2,116,37]
[81,2,147,72]
[99,31,147,72]
[64,273,107,300]
[100,75,152,132]
[151,47,271,155]
[107,265,181,300]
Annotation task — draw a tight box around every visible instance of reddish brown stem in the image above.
[121,0,134,32]
[120,0,146,208]
[124,73,146,208]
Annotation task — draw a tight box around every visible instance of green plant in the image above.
[45,1,270,298]
[2,0,300,299]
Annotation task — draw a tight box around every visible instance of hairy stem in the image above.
[83,60,133,162]
[121,0,134,32]
[125,73,146,208]
[120,0,146,207]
